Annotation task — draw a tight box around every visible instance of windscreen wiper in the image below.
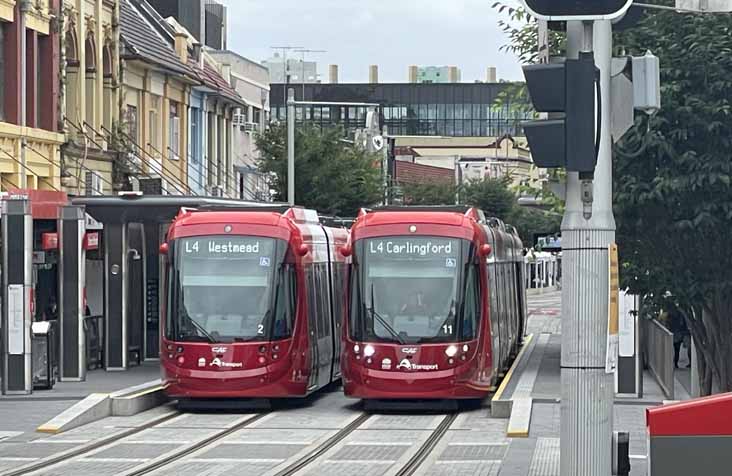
[180,303,216,343]
[369,283,405,345]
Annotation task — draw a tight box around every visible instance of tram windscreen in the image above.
[351,236,479,344]
[166,236,291,343]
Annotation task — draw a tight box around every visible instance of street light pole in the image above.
[560,19,616,476]
[287,88,295,206]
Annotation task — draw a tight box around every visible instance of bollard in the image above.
[612,431,630,476]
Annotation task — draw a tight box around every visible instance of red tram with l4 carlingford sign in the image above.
[341,206,526,400]
[159,206,348,406]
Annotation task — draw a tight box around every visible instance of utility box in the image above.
[632,51,661,115]
[31,321,57,390]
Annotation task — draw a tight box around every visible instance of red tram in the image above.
[159,206,348,403]
[341,206,526,400]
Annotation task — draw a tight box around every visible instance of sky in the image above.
[222,0,525,83]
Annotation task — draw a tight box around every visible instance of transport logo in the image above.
[209,357,243,368]
[396,359,439,371]
[401,348,418,354]
[212,347,228,354]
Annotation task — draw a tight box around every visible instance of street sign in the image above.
[522,0,633,20]
[372,135,384,152]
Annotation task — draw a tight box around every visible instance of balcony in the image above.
[0,122,64,191]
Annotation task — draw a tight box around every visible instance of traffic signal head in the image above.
[523,52,599,175]
[522,0,633,21]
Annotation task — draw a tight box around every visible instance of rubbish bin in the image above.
[31,321,57,390]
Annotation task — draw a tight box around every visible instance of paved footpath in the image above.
[0,363,160,440]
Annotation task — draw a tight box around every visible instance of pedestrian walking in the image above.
[668,306,691,369]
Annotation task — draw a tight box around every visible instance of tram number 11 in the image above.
[443,324,453,334]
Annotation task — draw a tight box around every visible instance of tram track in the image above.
[1,410,182,476]
[395,413,458,476]
[123,412,270,476]
[272,412,372,476]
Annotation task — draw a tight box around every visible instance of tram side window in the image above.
[461,264,479,340]
[331,263,347,330]
[273,264,296,339]
[316,264,331,339]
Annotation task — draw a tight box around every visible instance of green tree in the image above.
[510,206,562,247]
[461,177,517,219]
[256,123,383,217]
[493,1,732,394]
[614,8,732,394]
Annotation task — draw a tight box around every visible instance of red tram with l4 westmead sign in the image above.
[159,206,348,406]
[341,206,526,400]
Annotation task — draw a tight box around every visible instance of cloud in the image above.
[223,0,524,82]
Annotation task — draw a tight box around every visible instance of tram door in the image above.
[305,238,335,391]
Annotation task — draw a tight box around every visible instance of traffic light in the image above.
[522,52,599,176]
[522,0,633,20]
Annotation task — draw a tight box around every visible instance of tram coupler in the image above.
[612,431,630,476]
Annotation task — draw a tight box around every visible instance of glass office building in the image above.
[269,83,530,137]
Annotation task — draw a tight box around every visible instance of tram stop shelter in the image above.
[70,195,271,372]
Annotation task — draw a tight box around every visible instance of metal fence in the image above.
[644,318,675,399]
[525,254,561,291]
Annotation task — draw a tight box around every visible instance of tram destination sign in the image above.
[183,236,273,257]
[368,237,456,257]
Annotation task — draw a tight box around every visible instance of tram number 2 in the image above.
[442,324,453,334]
[258,324,264,335]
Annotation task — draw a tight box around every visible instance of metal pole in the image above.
[287,88,295,206]
[19,0,30,189]
[561,19,615,476]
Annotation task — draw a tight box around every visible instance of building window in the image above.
[190,107,200,165]
[126,105,138,143]
[169,101,180,160]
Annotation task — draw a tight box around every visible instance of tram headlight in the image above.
[445,345,458,358]
[353,344,360,353]
[462,344,469,353]
[363,345,376,357]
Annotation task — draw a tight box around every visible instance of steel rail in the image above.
[272,413,371,476]
[1,411,181,476]
[124,412,270,476]
[395,413,458,476]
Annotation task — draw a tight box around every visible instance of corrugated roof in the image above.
[189,58,245,106]
[119,0,195,78]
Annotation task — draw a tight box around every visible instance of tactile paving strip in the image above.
[438,444,508,461]
[528,437,560,476]
[330,443,408,461]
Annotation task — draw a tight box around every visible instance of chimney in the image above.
[486,66,497,82]
[221,63,231,84]
[448,66,460,83]
[408,65,418,83]
[329,64,339,84]
[369,65,378,84]
[174,32,188,64]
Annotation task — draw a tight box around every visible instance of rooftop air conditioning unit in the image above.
[233,114,245,127]
[85,171,104,196]
[243,122,256,132]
